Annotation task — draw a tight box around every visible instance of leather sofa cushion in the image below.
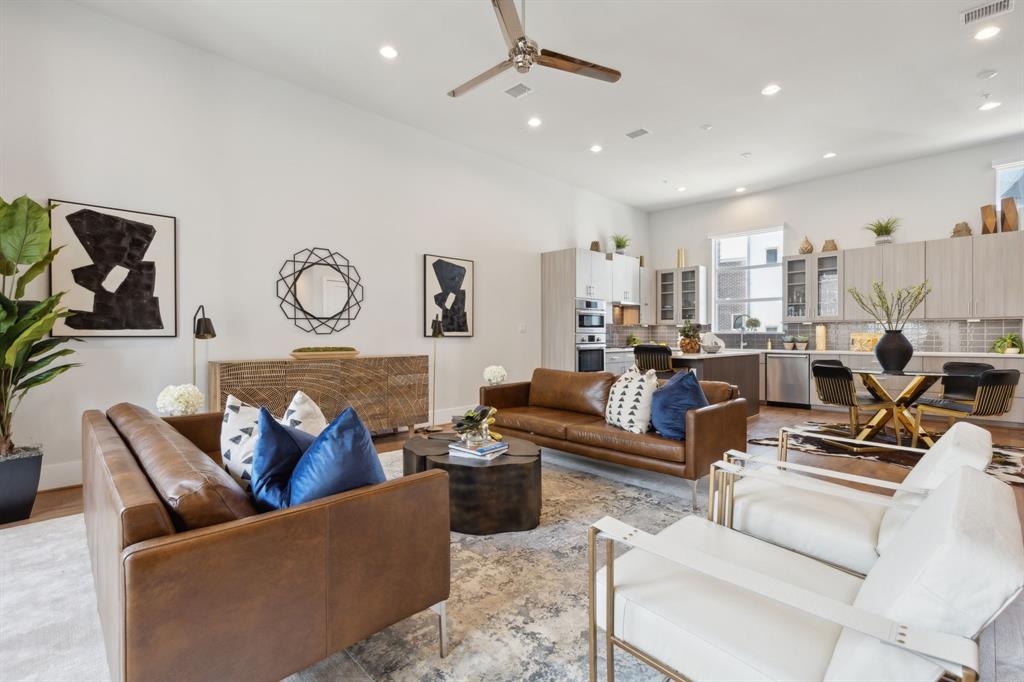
[528,368,615,417]
[698,380,737,404]
[108,403,257,530]
[596,515,861,681]
[494,407,602,440]
[566,422,685,463]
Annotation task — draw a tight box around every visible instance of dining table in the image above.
[850,368,957,448]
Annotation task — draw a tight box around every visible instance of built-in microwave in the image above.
[575,299,607,333]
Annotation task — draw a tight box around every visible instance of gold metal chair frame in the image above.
[912,383,1016,448]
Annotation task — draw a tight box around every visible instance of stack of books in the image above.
[448,439,508,461]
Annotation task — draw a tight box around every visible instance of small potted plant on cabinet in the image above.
[794,335,809,351]
[611,233,630,255]
[865,217,900,246]
[993,334,1023,355]
[783,335,796,350]
[0,196,80,524]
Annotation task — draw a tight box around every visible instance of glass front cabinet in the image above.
[656,266,707,325]
[783,253,843,323]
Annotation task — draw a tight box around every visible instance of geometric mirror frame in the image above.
[276,247,364,334]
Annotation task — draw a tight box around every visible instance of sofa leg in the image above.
[431,601,449,658]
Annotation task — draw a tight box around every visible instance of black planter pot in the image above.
[874,329,914,373]
[0,447,43,525]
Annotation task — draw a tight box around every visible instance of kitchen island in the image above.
[670,350,760,416]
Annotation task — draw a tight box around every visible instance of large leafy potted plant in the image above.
[848,281,930,372]
[0,196,79,524]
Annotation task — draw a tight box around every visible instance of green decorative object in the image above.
[452,405,499,445]
[744,317,761,331]
[611,233,630,254]
[865,217,900,245]
[678,321,701,353]
[993,334,1023,354]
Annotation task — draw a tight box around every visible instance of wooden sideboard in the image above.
[208,355,428,433]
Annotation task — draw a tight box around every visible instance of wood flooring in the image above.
[6,409,1024,680]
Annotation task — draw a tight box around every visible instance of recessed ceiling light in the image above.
[979,95,1002,111]
[735,186,747,193]
[676,186,687,192]
[700,124,713,132]
[760,83,782,96]
[527,117,542,127]
[974,25,1000,40]
[822,152,837,159]
[978,69,999,80]
[740,152,752,159]
[590,144,603,153]
[379,45,398,59]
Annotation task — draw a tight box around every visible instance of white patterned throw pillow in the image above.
[605,365,658,434]
[220,391,328,491]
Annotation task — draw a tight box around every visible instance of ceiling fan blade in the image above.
[447,60,514,97]
[491,0,526,50]
[536,49,621,83]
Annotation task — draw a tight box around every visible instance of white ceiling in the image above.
[80,0,1024,211]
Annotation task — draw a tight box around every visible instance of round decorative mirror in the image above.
[277,248,363,334]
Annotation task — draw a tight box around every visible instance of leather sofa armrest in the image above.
[480,381,531,409]
[119,470,450,682]
[684,398,748,480]
[163,412,223,455]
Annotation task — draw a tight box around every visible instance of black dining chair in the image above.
[912,368,1020,447]
[939,361,994,402]
[811,360,902,443]
[633,344,676,381]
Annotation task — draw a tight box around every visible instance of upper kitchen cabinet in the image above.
[575,249,611,300]
[972,231,1024,318]
[610,254,641,304]
[813,252,844,320]
[924,237,973,320]
[639,266,655,325]
[843,246,886,321]
[656,267,707,325]
[783,256,812,322]
[884,242,926,320]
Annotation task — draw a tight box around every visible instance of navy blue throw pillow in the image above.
[250,407,317,511]
[288,407,385,508]
[651,371,710,440]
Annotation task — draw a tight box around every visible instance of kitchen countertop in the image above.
[605,347,1024,360]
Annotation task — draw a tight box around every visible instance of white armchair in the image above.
[589,466,1024,682]
[715,421,993,574]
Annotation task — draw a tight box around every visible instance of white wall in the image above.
[0,1,649,488]
[650,136,1024,269]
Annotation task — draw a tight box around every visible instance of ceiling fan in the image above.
[447,0,622,98]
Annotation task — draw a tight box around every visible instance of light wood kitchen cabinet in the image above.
[610,254,641,303]
[812,253,844,320]
[843,247,886,321]
[783,256,812,322]
[924,238,973,319]
[884,243,926,320]
[656,267,707,325]
[639,266,655,325]
[972,231,1024,318]
[575,249,611,300]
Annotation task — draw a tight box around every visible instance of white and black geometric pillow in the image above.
[220,391,329,491]
[220,395,260,491]
[605,365,657,434]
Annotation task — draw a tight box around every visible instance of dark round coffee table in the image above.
[403,435,541,535]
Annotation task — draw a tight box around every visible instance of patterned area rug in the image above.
[0,449,687,682]
[748,421,1024,487]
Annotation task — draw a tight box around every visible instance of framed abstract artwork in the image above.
[423,254,474,337]
[48,199,177,337]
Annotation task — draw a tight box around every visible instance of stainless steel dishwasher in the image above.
[766,353,810,408]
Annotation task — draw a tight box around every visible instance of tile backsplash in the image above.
[607,319,1023,353]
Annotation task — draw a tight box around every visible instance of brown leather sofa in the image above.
[481,368,747,483]
[82,403,450,682]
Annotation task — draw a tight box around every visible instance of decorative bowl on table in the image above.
[701,342,723,354]
[290,346,360,360]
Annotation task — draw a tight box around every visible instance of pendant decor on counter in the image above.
[277,247,364,334]
[847,280,930,373]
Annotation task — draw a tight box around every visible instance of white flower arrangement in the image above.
[156,384,205,416]
[483,365,508,386]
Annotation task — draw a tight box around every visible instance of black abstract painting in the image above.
[49,200,177,338]
[424,254,474,337]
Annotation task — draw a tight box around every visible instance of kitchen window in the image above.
[995,160,1023,211]
[711,228,784,332]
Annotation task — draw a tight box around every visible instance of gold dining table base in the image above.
[854,372,939,448]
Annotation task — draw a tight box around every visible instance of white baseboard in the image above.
[420,404,477,429]
[39,460,82,490]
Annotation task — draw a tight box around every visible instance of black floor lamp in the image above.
[192,305,216,385]
[426,314,445,432]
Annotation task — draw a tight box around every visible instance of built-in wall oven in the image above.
[576,333,606,372]
[576,298,607,333]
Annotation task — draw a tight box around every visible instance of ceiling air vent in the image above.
[962,0,1013,25]
[504,83,532,99]
[625,128,651,140]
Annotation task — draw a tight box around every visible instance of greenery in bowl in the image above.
[783,335,796,343]
[865,217,900,237]
[993,334,1023,354]
[794,335,809,343]
[848,281,930,331]
[611,233,630,250]
[292,346,357,353]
